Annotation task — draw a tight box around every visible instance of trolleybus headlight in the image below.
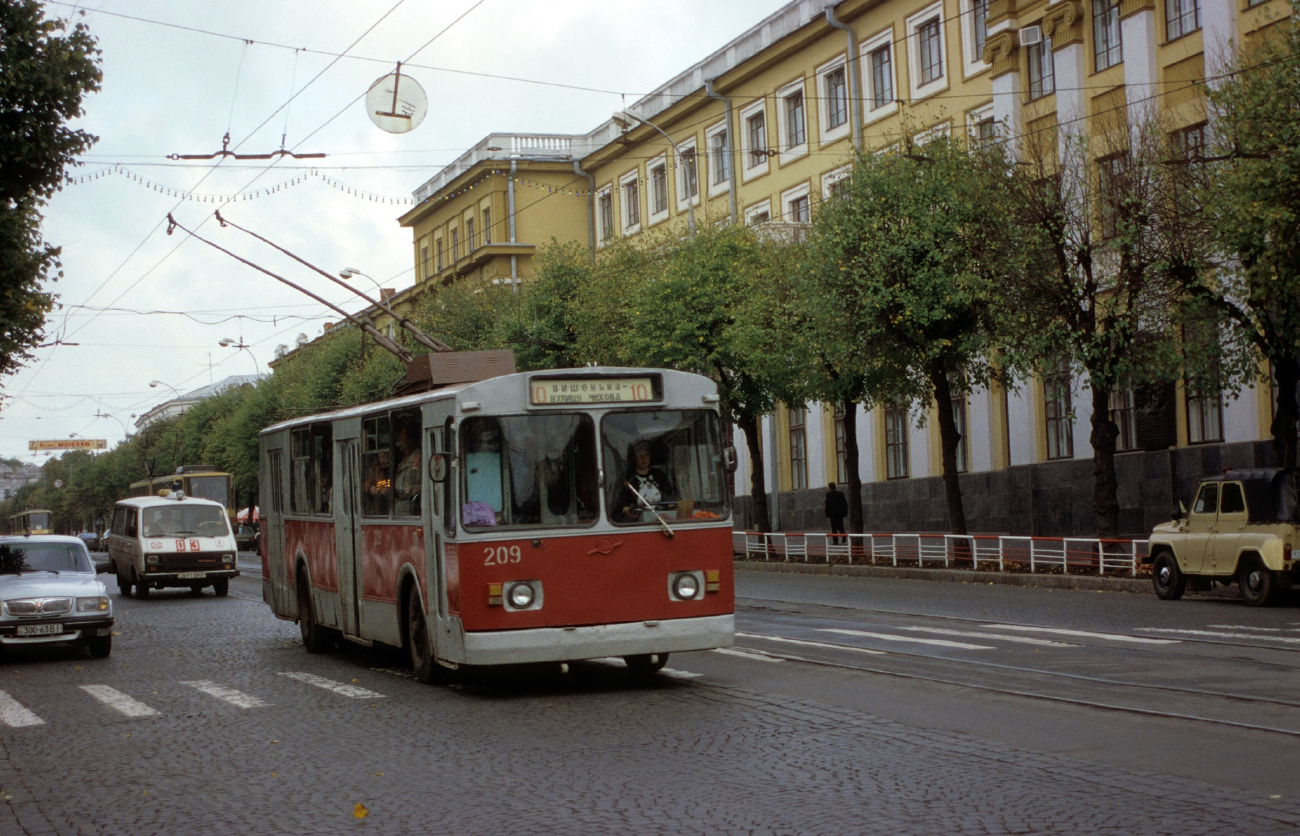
[671,572,701,601]
[507,581,535,609]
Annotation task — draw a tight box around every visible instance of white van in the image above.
[106,494,239,598]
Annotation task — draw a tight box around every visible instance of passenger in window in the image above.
[618,440,675,521]
[464,422,503,525]
[363,451,393,515]
[394,426,421,516]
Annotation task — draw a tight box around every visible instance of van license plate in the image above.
[177,572,206,579]
[17,624,63,636]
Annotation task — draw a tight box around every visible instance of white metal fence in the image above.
[734,531,1150,577]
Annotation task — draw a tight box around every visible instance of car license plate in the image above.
[177,571,207,579]
[16,623,63,637]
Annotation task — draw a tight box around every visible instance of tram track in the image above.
[737,597,1300,657]
[728,631,1300,738]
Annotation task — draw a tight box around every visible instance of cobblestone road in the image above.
[1,572,1297,834]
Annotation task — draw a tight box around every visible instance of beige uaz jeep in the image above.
[1146,468,1298,606]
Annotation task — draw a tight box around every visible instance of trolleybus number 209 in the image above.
[530,377,654,405]
[483,545,523,566]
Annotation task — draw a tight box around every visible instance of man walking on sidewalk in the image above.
[825,482,848,544]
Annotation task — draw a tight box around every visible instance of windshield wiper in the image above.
[624,481,675,539]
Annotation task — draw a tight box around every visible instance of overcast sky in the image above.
[4,0,791,465]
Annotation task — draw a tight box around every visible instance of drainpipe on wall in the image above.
[704,78,738,223]
[508,158,519,288]
[573,161,596,259]
[825,6,862,151]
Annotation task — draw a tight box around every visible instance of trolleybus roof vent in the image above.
[396,349,518,396]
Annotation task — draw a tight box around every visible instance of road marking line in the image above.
[79,685,160,718]
[0,690,43,728]
[660,668,702,680]
[1136,628,1300,644]
[180,680,270,709]
[1207,625,1299,633]
[820,627,995,650]
[737,631,885,655]
[278,672,385,699]
[898,626,1077,647]
[712,647,783,662]
[984,625,1178,644]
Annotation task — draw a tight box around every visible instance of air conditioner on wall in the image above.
[1020,24,1043,46]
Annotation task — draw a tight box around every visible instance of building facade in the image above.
[398,0,1290,538]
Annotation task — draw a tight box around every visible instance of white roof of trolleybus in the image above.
[113,494,228,511]
[259,366,719,437]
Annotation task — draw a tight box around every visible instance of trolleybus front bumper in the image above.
[460,614,734,666]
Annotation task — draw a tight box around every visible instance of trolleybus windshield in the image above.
[460,414,599,529]
[602,410,727,525]
[186,475,230,506]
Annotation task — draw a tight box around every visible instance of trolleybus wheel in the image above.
[624,653,668,674]
[212,577,229,597]
[297,576,334,653]
[407,586,438,683]
[133,571,150,600]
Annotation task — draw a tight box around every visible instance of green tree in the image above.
[808,137,1026,534]
[614,222,789,532]
[502,241,589,370]
[1004,116,1210,537]
[0,1,101,378]
[1191,7,1300,466]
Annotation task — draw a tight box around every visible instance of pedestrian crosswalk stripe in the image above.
[985,625,1178,644]
[180,680,270,709]
[80,685,160,718]
[712,647,784,662]
[1136,627,1300,644]
[736,631,885,655]
[0,689,42,728]
[898,626,1077,647]
[820,627,995,651]
[278,672,385,699]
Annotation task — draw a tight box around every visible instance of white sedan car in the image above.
[0,535,115,658]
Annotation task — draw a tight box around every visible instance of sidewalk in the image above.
[734,558,1153,594]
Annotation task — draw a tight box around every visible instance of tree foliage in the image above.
[806,136,1029,533]
[0,1,101,379]
[1192,6,1300,466]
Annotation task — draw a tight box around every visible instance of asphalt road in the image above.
[2,557,1299,834]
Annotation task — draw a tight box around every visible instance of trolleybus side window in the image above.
[392,409,421,518]
[361,415,393,516]
[268,450,284,513]
[289,425,333,516]
[602,410,728,525]
[459,414,598,529]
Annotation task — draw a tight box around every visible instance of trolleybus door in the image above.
[336,435,364,638]
[262,438,289,614]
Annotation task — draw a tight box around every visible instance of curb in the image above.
[734,558,1153,594]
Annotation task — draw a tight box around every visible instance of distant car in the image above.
[76,531,101,551]
[0,535,114,658]
[236,524,257,551]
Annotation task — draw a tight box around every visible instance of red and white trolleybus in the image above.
[259,366,735,681]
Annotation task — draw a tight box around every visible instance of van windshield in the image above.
[142,505,229,538]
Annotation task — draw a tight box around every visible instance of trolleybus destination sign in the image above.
[529,377,656,405]
[28,438,107,451]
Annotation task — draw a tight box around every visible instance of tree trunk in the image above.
[737,412,771,532]
[1270,355,1300,469]
[929,368,968,535]
[842,396,864,533]
[1090,383,1120,538]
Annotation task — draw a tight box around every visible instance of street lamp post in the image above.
[94,411,130,438]
[612,110,697,233]
[339,268,395,338]
[149,380,181,398]
[219,337,261,376]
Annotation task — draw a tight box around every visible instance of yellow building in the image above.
[400,0,1289,536]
